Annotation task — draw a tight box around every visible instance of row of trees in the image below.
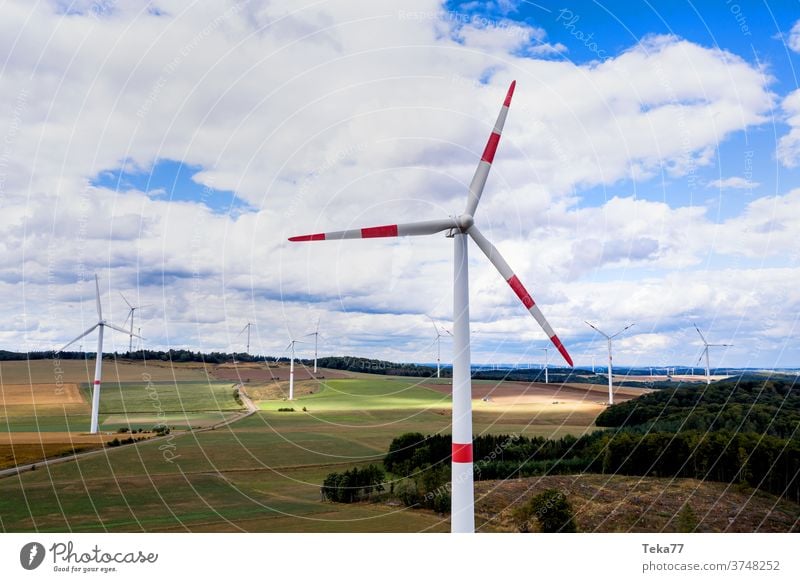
[321,465,386,503]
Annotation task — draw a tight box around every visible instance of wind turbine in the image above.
[238,322,254,355]
[303,318,321,374]
[693,324,732,385]
[120,293,149,354]
[538,347,549,384]
[288,81,573,533]
[429,316,453,378]
[59,275,140,433]
[585,321,634,405]
[285,338,306,400]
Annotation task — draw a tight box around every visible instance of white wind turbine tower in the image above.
[289,81,573,533]
[238,322,254,355]
[585,322,634,405]
[120,293,149,354]
[538,347,549,384]
[285,338,306,400]
[694,324,732,385]
[59,275,140,433]
[428,316,453,378]
[303,318,321,374]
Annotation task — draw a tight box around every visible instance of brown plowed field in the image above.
[1,383,84,406]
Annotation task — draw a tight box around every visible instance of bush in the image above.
[277,407,295,412]
[676,502,698,533]
[515,489,577,533]
[117,427,130,434]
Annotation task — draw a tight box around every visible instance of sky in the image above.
[1,0,799,368]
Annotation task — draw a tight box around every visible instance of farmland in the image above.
[1,359,796,532]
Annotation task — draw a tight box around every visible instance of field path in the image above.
[0,384,258,480]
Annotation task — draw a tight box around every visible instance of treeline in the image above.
[321,465,385,503]
[315,356,440,377]
[383,428,800,505]
[0,349,266,364]
[596,375,800,439]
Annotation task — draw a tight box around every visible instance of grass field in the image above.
[3,362,790,532]
[0,366,618,531]
[0,362,246,471]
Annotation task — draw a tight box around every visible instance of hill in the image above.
[475,474,799,532]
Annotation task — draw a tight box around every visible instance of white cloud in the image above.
[788,20,800,53]
[707,177,759,189]
[777,89,800,168]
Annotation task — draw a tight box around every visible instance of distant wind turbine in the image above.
[120,293,149,354]
[286,338,306,400]
[303,317,321,374]
[585,321,634,405]
[59,275,140,433]
[539,347,549,384]
[693,324,732,385]
[238,322,254,355]
[428,316,453,378]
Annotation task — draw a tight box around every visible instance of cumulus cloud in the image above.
[777,89,800,168]
[788,20,800,53]
[707,177,759,189]
[0,0,795,366]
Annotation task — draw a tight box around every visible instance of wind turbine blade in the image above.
[122,310,132,327]
[95,274,102,321]
[468,225,572,366]
[695,350,706,367]
[464,80,515,217]
[237,324,248,336]
[119,292,133,309]
[585,321,609,338]
[610,323,635,339]
[59,324,99,352]
[693,324,707,345]
[288,218,458,242]
[427,315,440,337]
[105,322,141,337]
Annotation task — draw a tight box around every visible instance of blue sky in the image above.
[1,0,799,367]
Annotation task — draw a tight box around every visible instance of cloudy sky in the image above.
[2,0,799,368]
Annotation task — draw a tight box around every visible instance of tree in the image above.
[676,502,698,532]
[515,489,577,533]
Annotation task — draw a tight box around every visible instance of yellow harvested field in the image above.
[0,432,139,445]
[0,383,84,406]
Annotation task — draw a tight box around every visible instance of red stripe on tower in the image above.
[361,225,398,238]
[507,275,534,309]
[481,132,501,164]
[504,80,516,107]
[93,381,101,385]
[289,233,326,242]
[452,443,473,463]
[550,334,574,367]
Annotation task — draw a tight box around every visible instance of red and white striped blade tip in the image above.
[288,224,399,242]
[550,335,573,367]
[504,80,516,107]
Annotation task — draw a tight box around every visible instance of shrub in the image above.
[515,489,577,533]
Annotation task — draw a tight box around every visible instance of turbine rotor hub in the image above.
[456,214,474,231]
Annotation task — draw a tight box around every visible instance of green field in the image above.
[0,373,609,531]
[0,381,243,434]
